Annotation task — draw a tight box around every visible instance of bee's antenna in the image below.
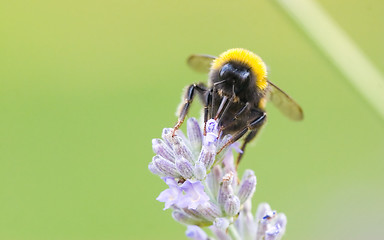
[211,80,229,121]
[214,96,229,120]
[215,84,236,122]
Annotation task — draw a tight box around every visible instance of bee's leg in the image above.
[236,130,258,166]
[216,111,266,158]
[217,102,249,136]
[173,83,208,136]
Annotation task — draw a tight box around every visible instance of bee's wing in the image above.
[267,81,304,121]
[187,54,216,73]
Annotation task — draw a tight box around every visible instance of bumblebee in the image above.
[173,48,303,164]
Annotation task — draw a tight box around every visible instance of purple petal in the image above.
[156,178,182,210]
[180,180,210,210]
[156,188,180,210]
[163,177,178,187]
[186,225,208,240]
[230,141,243,153]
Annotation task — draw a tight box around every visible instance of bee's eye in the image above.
[220,63,250,82]
[219,63,233,79]
[240,70,250,81]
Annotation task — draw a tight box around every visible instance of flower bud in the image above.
[255,203,272,240]
[204,119,219,146]
[236,199,256,239]
[217,172,234,207]
[152,138,175,163]
[183,208,205,220]
[224,195,240,216]
[213,217,230,230]
[262,210,276,223]
[195,202,222,221]
[237,170,257,204]
[175,157,194,179]
[210,226,231,240]
[256,202,272,220]
[275,213,287,235]
[153,155,180,177]
[198,144,216,170]
[148,162,164,176]
[187,118,203,153]
[222,153,236,183]
[265,224,280,240]
[194,162,207,180]
[161,128,174,148]
[170,135,194,163]
[172,210,209,226]
[206,165,222,199]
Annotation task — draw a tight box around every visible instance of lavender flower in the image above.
[156,177,182,210]
[179,180,210,210]
[238,201,287,240]
[149,117,288,239]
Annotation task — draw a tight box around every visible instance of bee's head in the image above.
[219,62,251,85]
[211,48,268,90]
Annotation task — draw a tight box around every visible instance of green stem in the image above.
[228,224,241,240]
[202,180,216,203]
[274,0,384,119]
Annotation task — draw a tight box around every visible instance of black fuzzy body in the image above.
[207,61,266,135]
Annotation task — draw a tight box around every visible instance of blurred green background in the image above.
[1,0,383,239]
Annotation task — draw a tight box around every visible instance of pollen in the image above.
[211,48,268,90]
[258,97,267,109]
